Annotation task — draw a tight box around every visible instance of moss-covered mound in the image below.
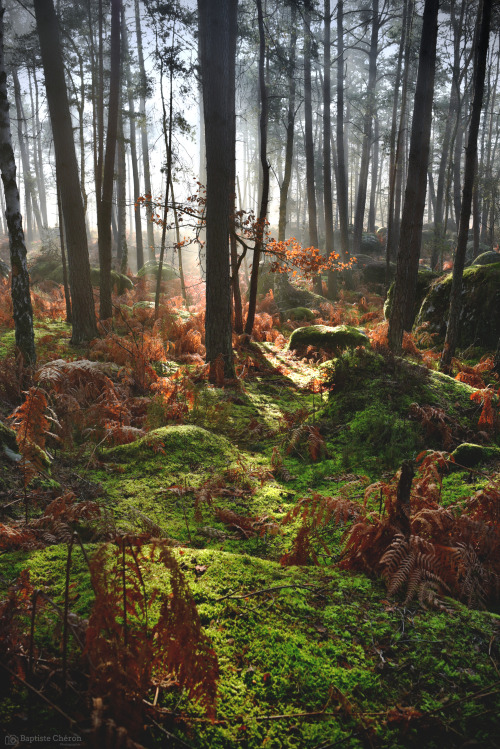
[282,306,316,322]
[136,259,178,281]
[3,544,500,748]
[0,421,18,453]
[0,258,10,278]
[362,259,396,285]
[360,232,380,254]
[466,241,490,265]
[384,267,439,324]
[416,262,500,348]
[451,442,500,467]
[104,424,234,468]
[472,251,500,266]
[320,349,482,472]
[274,277,329,313]
[29,258,133,295]
[288,324,369,353]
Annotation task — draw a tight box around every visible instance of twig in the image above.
[215,583,326,602]
[149,718,195,749]
[0,662,77,727]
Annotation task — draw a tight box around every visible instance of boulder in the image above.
[288,324,370,353]
[136,259,178,282]
[384,268,439,325]
[465,241,490,266]
[362,260,396,285]
[360,233,380,255]
[451,442,500,468]
[416,262,500,348]
[282,307,317,322]
[29,259,134,295]
[471,251,500,266]
[274,276,330,313]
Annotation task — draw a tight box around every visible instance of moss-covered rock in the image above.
[416,262,500,348]
[466,241,490,265]
[29,259,133,295]
[274,276,329,312]
[29,258,60,284]
[103,424,235,469]
[451,442,500,467]
[288,324,369,353]
[0,258,10,278]
[362,260,396,285]
[472,251,500,266]
[136,259,178,282]
[89,267,134,295]
[320,349,483,472]
[282,307,316,322]
[0,420,18,453]
[384,267,439,325]
[360,232,380,254]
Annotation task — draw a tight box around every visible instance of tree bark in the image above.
[388,0,439,352]
[34,0,97,344]
[336,0,352,287]
[198,0,236,377]
[97,0,121,320]
[440,0,491,371]
[277,4,297,243]
[134,0,155,259]
[323,0,336,299]
[0,3,35,366]
[353,0,379,255]
[245,0,269,336]
[303,1,321,294]
[121,8,144,270]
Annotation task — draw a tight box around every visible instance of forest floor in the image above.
[0,274,500,748]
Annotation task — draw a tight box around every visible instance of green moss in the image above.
[136,259,178,281]
[104,424,235,467]
[2,546,499,747]
[384,268,439,324]
[283,307,317,322]
[416,262,500,348]
[451,442,500,468]
[288,325,370,353]
[320,349,482,473]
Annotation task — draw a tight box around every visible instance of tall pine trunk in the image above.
[388,0,439,352]
[353,0,379,255]
[0,2,35,366]
[198,0,236,377]
[134,0,155,259]
[34,0,97,344]
[440,0,492,371]
[245,0,269,335]
[97,0,121,320]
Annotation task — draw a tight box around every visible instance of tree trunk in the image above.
[0,3,35,366]
[97,0,121,320]
[34,0,97,344]
[323,0,336,299]
[388,0,439,352]
[303,1,321,294]
[277,5,297,242]
[368,114,379,232]
[353,0,379,255]
[57,185,72,323]
[116,107,127,273]
[440,0,492,371]
[121,8,144,270]
[336,0,352,287]
[198,0,236,377]
[134,0,155,259]
[245,0,269,336]
[386,0,412,270]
